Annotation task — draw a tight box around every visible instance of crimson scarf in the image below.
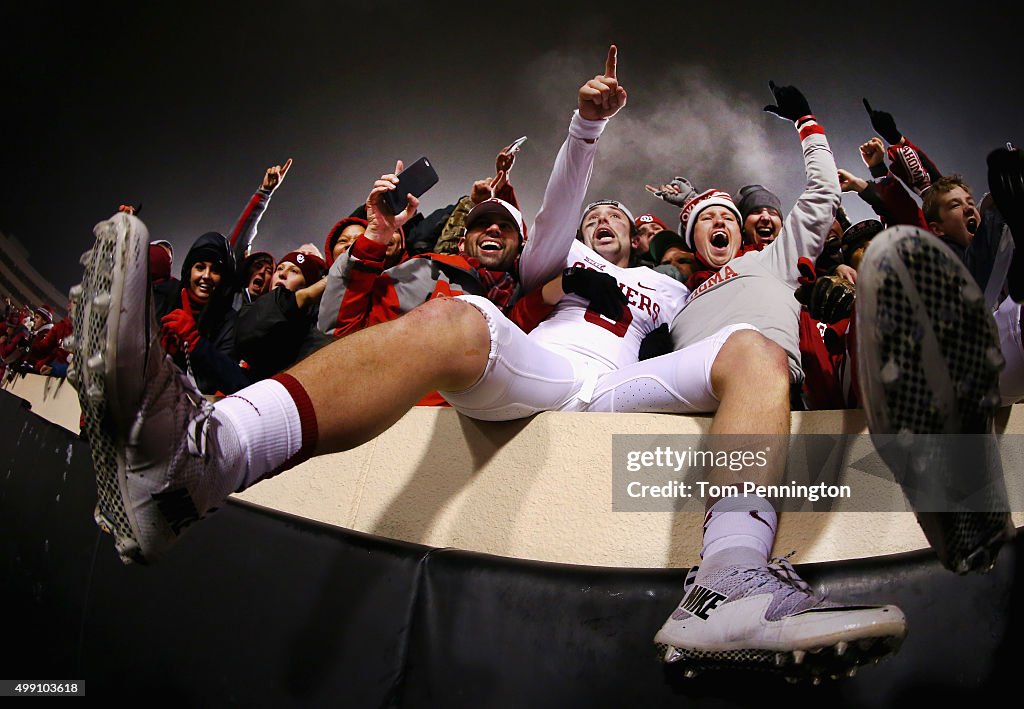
[464,256,518,313]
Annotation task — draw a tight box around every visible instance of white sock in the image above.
[212,378,307,492]
[698,495,777,577]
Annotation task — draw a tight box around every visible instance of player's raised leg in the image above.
[71,211,490,564]
[856,225,1013,574]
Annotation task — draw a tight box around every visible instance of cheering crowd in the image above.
[61,46,1023,682]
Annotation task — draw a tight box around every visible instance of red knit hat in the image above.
[635,213,668,231]
[278,251,326,287]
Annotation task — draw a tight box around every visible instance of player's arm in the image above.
[520,45,627,291]
[761,81,840,285]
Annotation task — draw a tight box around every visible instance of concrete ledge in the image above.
[7,373,1022,568]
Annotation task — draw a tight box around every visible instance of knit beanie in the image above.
[278,250,326,287]
[679,190,742,249]
[736,184,782,221]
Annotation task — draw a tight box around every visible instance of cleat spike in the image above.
[69,284,83,299]
[774,652,786,667]
[812,677,822,686]
[880,360,900,384]
[846,667,858,678]
[92,293,112,312]
[792,650,806,665]
[79,249,94,266]
[987,346,1006,369]
[86,384,103,402]
[683,669,697,679]
[63,335,75,349]
[785,676,800,685]
[663,646,683,664]
[67,367,78,387]
[835,641,848,656]
[962,282,983,303]
[86,354,105,372]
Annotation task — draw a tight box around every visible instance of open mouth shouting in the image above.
[710,229,731,249]
[755,224,776,241]
[966,215,979,235]
[594,226,618,244]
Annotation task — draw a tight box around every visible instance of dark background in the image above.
[2,1,1021,294]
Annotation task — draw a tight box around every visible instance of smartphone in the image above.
[507,136,527,154]
[382,157,439,215]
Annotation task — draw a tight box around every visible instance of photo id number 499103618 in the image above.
[1,681,85,696]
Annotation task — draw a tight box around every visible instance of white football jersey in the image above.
[529,240,689,371]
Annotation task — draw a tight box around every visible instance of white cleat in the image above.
[72,212,235,564]
[654,557,906,679]
[857,226,1015,574]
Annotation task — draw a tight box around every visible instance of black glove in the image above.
[862,98,903,146]
[988,144,1024,301]
[562,267,628,321]
[988,144,1024,227]
[794,257,855,324]
[763,80,811,122]
[639,323,673,361]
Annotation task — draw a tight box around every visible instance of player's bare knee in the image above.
[715,330,789,392]
[404,297,491,372]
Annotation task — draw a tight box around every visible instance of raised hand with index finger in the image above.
[578,45,628,121]
[261,157,293,192]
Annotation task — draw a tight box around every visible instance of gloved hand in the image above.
[639,323,673,360]
[763,80,812,123]
[645,177,698,207]
[160,289,201,355]
[861,98,903,146]
[794,257,855,324]
[988,144,1024,228]
[562,267,628,320]
[988,144,1024,301]
[888,142,939,195]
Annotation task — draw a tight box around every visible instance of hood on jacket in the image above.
[180,231,236,286]
[325,217,369,267]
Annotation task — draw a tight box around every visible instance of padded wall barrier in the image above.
[1,391,1021,707]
